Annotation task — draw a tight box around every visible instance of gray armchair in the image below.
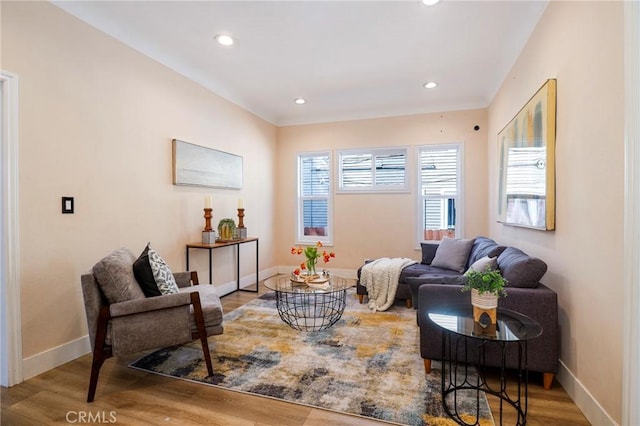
[81,248,224,402]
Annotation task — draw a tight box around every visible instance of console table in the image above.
[186,238,259,297]
[428,305,542,425]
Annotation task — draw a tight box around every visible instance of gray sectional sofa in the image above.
[357,236,559,389]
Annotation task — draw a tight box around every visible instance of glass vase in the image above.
[306,259,317,276]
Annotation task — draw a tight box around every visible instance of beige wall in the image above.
[276,110,489,270]
[3,0,626,422]
[488,1,624,422]
[2,1,277,358]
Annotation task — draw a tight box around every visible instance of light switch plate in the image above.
[62,197,74,214]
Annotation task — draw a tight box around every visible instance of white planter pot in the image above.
[471,289,498,310]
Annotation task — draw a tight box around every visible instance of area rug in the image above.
[131,289,494,426]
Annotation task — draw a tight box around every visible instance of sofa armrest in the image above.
[417,282,559,374]
[109,292,192,317]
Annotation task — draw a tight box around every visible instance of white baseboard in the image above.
[557,359,618,426]
[22,335,91,381]
[215,266,279,296]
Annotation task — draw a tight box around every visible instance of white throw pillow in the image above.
[148,248,179,295]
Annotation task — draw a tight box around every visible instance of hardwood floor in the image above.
[1,284,590,425]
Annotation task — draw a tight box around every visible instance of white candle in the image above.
[205,196,212,209]
[238,198,244,209]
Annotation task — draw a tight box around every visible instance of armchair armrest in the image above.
[109,292,192,318]
[173,271,199,288]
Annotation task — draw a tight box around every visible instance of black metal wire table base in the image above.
[274,289,347,331]
[441,330,530,425]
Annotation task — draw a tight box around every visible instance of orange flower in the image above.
[290,242,337,276]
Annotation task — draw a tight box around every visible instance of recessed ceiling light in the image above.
[294,98,306,105]
[424,81,438,89]
[215,34,234,46]
[422,0,440,5]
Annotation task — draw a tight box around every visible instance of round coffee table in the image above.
[264,275,354,331]
[428,305,543,425]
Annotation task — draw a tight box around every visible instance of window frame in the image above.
[415,143,465,246]
[337,146,410,193]
[296,151,333,245]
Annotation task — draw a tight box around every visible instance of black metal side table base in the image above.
[441,330,530,425]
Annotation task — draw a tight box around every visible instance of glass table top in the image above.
[264,274,354,294]
[428,304,542,342]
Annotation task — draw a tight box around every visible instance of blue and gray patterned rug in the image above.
[131,289,493,425]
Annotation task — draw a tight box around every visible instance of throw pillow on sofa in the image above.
[466,255,498,274]
[431,237,475,273]
[133,243,162,297]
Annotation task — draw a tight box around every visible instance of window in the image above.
[417,144,463,242]
[298,152,331,244]
[338,147,408,192]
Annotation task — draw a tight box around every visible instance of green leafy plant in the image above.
[462,268,508,298]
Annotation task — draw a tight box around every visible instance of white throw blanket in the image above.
[360,257,417,312]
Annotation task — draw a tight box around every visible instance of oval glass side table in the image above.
[428,304,543,425]
[264,275,354,332]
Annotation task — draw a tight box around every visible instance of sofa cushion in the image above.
[497,247,547,288]
[148,248,179,295]
[407,274,466,286]
[466,236,507,268]
[92,248,145,304]
[400,263,463,281]
[466,255,498,273]
[179,285,224,331]
[431,237,475,273]
[133,243,162,297]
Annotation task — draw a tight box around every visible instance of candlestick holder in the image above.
[202,208,216,244]
[236,208,247,239]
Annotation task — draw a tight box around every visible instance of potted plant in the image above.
[462,268,508,332]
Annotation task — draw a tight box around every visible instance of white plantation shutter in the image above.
[298,152,331,243]
[339,148,408,192]
[419,145,461,238]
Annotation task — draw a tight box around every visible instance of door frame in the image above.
[1,70,22,387]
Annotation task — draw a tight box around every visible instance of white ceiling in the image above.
[52,1,548,126]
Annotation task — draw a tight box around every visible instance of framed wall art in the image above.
[172,139,243,189]
[497,79,556,230]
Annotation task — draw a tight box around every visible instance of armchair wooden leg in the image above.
[423,359,432,374]
[543,372,554,390]
[191,292,214,376]
[358,294,364,304]
[88,352,106,403]
[405,298,412,309]
[88,307,112,403]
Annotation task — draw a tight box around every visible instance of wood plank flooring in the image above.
[1,284,590,425]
